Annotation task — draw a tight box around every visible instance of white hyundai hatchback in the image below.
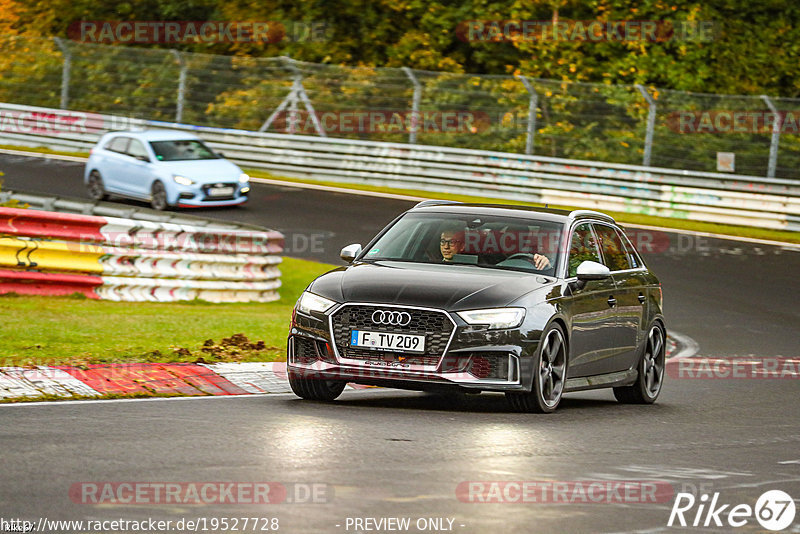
[84,130,250,210]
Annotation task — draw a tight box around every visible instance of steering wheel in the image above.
[506,253,537,262]
[504,253,550,271]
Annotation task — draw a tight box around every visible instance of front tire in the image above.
[150,180,169,211]
[614,322,665,404]
[288,368,346,401]
[507,323,567,413]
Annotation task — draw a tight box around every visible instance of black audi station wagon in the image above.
[287,202,666,413]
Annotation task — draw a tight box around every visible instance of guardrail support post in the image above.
[402,67,422,145]
[171,50,187,123]
[760,95,781,178]
[635,84,656,167]
[53,38,71,109]
[517,75,538,155]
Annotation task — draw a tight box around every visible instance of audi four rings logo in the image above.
[371,310,412,326]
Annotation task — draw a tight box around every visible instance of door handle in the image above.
[638,293,646,304]
[607,296,617,307]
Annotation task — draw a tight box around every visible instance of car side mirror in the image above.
[135,155,150,162]
[576,260,611,281]
[340,243,362,263]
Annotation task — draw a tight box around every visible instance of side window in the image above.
[127,139,148,159]
[595,224,632,272]
[105,136,129,153]
[568,223,601,277]
[616,228,643,269]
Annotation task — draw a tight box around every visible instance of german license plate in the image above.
[350,330,425,353]
[208,187,234,197]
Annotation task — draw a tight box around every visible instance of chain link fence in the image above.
[2,35,799,179]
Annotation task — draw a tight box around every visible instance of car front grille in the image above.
[202,182,237,201]
[331,305,454,366]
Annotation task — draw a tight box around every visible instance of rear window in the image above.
[104,136,129,153]
[127,139,149,159]
[149,139,219,161]
[617,228,644,269]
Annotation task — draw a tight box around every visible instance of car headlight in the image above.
[296,292,336,315]
[239,173,250,183]
[173,175,194,186]
[457,307,526,329]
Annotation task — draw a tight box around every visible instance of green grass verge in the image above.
[0,143,89,159]
[0,257,337,366]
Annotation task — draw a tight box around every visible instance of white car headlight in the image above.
[173,175,194,186]
[239,173,250,183]
[457,307,526,329]
[296,292,336,315]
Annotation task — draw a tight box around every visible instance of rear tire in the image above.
[506,323,567,413]
[87,171,108,201]
[614,323,665,404]
[288,368,346,401]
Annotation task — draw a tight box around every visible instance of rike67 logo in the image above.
[668,490,796,531]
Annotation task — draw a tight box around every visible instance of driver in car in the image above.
[440,228,551,270]
[439,229,464,262]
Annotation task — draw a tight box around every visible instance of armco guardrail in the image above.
[1,101,798,232]
[0,205,283,302]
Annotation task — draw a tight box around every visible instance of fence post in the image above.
[517,75,538,155]
[635,84,656,167]
[402,67,421,145]
[171,50,187,123]
[760,95,781,178]
[53,38,71,110]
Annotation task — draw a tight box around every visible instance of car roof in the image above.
[409,201,615,224]
[102,130,202,142]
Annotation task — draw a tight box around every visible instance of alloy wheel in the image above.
[539,327,567,408]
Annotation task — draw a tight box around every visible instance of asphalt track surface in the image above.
[1,153,799,533]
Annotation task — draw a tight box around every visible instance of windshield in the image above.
[362,212,563,275]
[149,139,219,161]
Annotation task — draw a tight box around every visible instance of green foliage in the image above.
[2,0,800,176]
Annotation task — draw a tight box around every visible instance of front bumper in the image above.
[288,303,537,392]
[177,197,248,208]
[174,182,249,207]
